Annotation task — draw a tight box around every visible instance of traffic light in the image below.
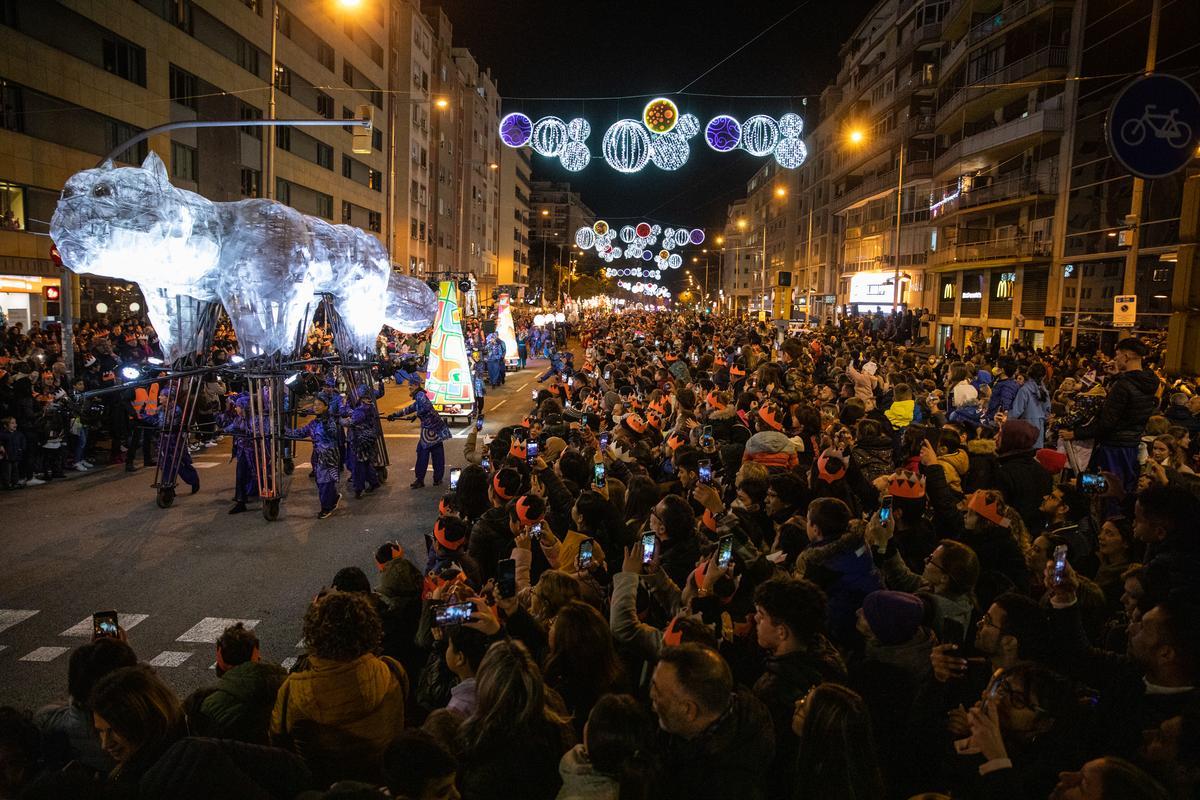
[352,104,373,154]
[43,285,61,317]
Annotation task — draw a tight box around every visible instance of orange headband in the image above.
[968,491,1010,527]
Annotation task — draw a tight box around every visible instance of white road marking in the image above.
[383,434,420,439]
[176,617,260,644]
[518,382,529,391]
[20,646,70,662]
[0,610,39,634]
[208,661,217,670]
[61,613,149,637]
[296,638,306,649]
[192,462,220,469]
[281,656,298,671]
[292,462,311,470]
[490,399,507,410]
[148,650,193,667]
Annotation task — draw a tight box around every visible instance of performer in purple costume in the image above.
[343,386,381,499]
[223,394,260,514]
[387,372,450,489]
[156,385,200,495]
[285,391,343,518]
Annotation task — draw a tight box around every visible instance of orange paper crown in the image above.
[758,403,784,431]
[888,471,927,499]
[967,491,1010,528]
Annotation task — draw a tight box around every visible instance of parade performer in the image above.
[387,372,450,489]
[285,390,343,519]
[155,384,199,495]
[343,386,381,499]
[471,350,487,418]
[223,394,259,514]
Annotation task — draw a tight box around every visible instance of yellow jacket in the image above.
[885,399,915,429]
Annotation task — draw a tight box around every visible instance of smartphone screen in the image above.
[530,521,543,540]
[698,459,713,485]
[599,432,610,452]
[581,413,589,428]
[604,370,611,380]
[480,455,491,471]
[449,467,461,490]
[716,536,734,569]
[497,558,517,598]
[93,611,119,639]
[641,533,657,564]
[1052,544,1069,585]
[577,538,595,570]
[531,389,538,400]
[475,417,484,431]
[878,496,892,523]
[526,440,540,463]
[1079,473,1108,494]
[568,376,574,387]
[434,601,476,627]
[592,462,606,489]
[702,425,713,438]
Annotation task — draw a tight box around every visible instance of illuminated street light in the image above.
[847,128,865,145]
[435,98,449,109]
[774,186,787,198]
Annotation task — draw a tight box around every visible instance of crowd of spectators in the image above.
[2,307,1199,800]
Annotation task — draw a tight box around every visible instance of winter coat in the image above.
[457,717,575,800]
[741,430,798,471]
[1073,369,1160,447]
[658,530,701,589]
[994,449,1053,532]
[853,433,896,485]
[705,406,747,446]
[1011,379,1051,448]
[794,531,883,644]
[193,661,287,745]
[270,653,408,786]
[847,363,880,409]
[987,378,1020,419]
[656,690,775,800]
[468,506,514,584]
[937,449,969,494]
[556,745,619,800]
[963,438,998,493]
[885,399,915,429]
[137,736,312,800]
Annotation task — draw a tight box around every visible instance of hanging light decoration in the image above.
[602,119,652,173]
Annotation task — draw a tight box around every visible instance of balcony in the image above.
[969,0,1059,44]
[933,108,1065,175]
[928,235,1051,267]
[914,19,944,47]
[930,172,1058,219]
[835,158,933,213]
[936,46,1069,130]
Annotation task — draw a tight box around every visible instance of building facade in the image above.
[497,143,531,289]
[725,0,1198,357]
[529,180,594,303]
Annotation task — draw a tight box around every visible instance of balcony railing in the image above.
[835,158,934,212]
[928,235,1051,266]
[930,172,1058,219]
[936,46,1069,127]
[933,108,1065,173]
[968,0,1056,44]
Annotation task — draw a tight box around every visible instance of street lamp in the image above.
[845,127,904,312]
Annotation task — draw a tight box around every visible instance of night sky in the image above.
[430,0,876,284]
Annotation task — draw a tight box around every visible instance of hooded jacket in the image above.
[468,505,514,584]
[1073,369,1160,447]
[794,531,883,643]
[853,430,896,485]
[994,420,1053,531]
[270,653,407,786]
[194,661,287,745]
[741,430,798,471]
[937,449,969,494]
[885,399,915,429]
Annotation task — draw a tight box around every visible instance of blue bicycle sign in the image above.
[1107,74,1200,180]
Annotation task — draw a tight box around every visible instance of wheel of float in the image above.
[155,487,176,508]
[283,458,295,475]
[377,466,388,483]
[263,498,281,521]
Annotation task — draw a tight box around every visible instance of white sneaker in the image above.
[74,463,89,472]
[25,477,46,486]
[81,460,95,468]
[203,441,218,448]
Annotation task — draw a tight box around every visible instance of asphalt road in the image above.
[0,358,545,710]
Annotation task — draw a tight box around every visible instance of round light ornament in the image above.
[499,112,533,147]
[741,115,780,157]
[576,227,597,249]
[593,220,610,235]
[531,116,568,156]
[705,115,741,152]
[602,119,652,173]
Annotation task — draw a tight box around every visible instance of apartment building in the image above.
[388,0,435,277]
[497,143,531,289]
[451,47,500,300]
[719,199,750,312]
[529,180,594,301]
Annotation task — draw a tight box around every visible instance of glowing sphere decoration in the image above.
[659,249,669,260]
[567,117,591,141]
[778,112,804,139]
[593,220,609,235]
[668,254,683,269]
[705,115,741,152]
[650,130,690,171]
[641,249,654,261]
[774,137,808,169]
[531,116,568,157]
[620,225,636,243]
[635,222,651,238]
[602,119,652,173]
[741,115,780,157]
[677,113,701,138]
[643,97,679,133]
[499,112,533,148]
[559,141,591,172]
[673,229,690,247]
[689,228,705,245]
[576,227,597,249]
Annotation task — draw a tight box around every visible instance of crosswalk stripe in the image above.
[61,613,149,637]
[292,462,311,469]
[0,610,39,634]
[281,656,298,671]
[192,462,220,469]
[148,651,193,667]
[296,638,306,649]
[383,434,420,438]
[20,646,70,662]
[176,617,260,644]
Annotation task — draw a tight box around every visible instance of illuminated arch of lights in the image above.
[575,221,705,264]
[499,110,809,173]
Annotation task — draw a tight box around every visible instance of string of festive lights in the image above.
[576,220,704,264]
[500,109,809,173]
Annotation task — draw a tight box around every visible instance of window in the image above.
[342,155,353,178]
[316,142,333,169]
[411,217,418,239]
[102,37,146,86]
[0,182,26,230]
[235,38,259,75]
[316,42,335,72]
[316,92,334,119]
[368,168,382,191]
[240,0,262,12]
[170,141,198,181]
[343,62,354,86]
[410,180,419,202]
[275,126,291,150]
[342,106,354,133]
[316,192,333,220]
[341,200,353,223]
[368,211,381,232]
[372,128,382,151]
[0,81,23,133]
[274,65,291,95]
[169,65,198,109]
[239,101,263,138]
[239,168,261,197]
[105,120,147,164]
[276,178,290,204]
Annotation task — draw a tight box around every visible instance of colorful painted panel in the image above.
[426,281,475,410]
